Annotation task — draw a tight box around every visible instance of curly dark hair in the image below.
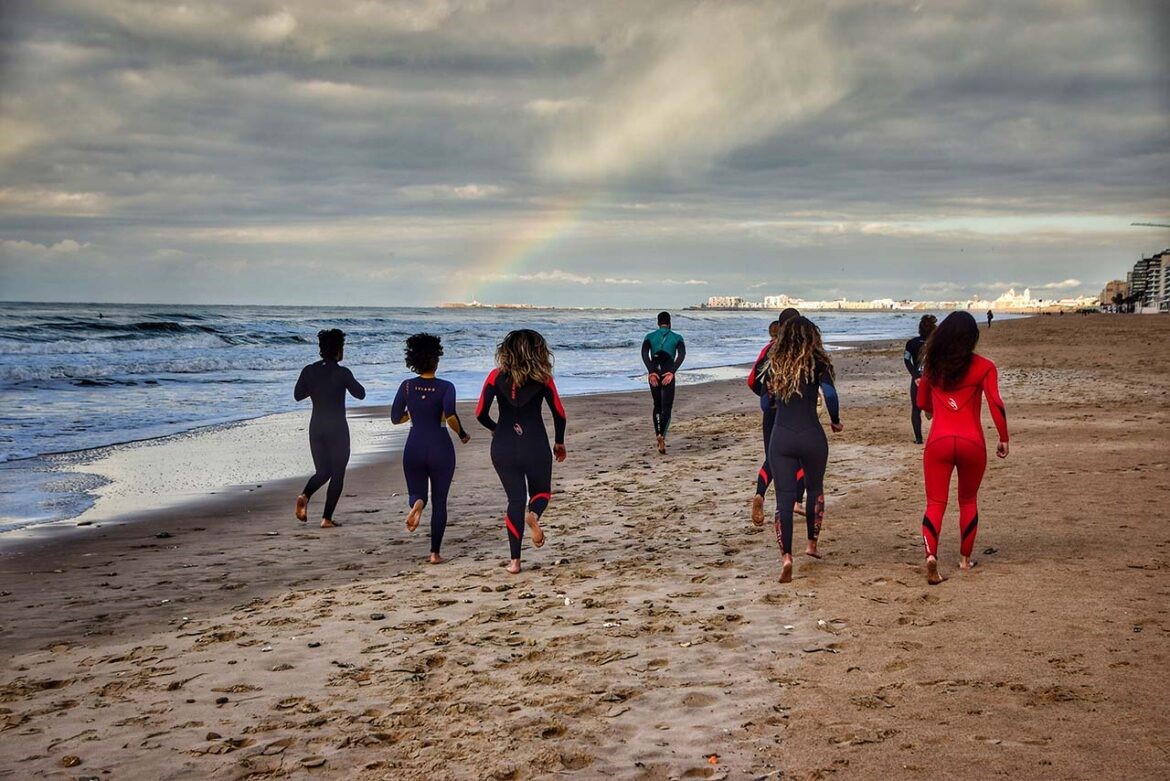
[922,311,979,390]
[404,332,443,374]
[318,328,345,360]
[918,314,938,339]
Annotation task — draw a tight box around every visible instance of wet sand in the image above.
[1,314,1167,779]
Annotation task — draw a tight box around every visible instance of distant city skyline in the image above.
[1,1,1168,307]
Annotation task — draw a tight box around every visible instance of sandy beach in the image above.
[1,314,1167,780]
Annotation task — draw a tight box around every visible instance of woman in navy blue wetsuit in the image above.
[766,317,843,583]
[295,329,366,528]
[476,329,567,574]
[391,333,470,564]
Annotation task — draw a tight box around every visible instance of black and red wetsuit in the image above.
[916,354,1009,558]
[747,343,804,501]
[476,369,567,559]
[767,361,839,555]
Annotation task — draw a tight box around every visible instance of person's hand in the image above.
[914,378,921,387]
[830,422,844,433]
[460,432,471,444]
[996,440,1009,459]
[648,373,659,387]
[661,371,674,386]
[553,443,567,462]
[924,412,933,421]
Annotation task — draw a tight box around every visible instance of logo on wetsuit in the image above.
[513,423,524,436]
[946,397,959,411]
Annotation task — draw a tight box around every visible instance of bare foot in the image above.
[295,494,308,522]
[959,557,978,570]
[320,518,339,528]
[405,499,424,533]
[656,435,666,454]
[805,540,822,559]
[507,559,521,574]
[429,553,444,565]
[525,510,545,547]
[793,500,804,517]
[779,555,793,583]
[750,494,765,526]
[926,555,946,585]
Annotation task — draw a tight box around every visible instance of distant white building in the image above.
[763,294,799,309]
[993,288,1034,309]
[706,295,748,308]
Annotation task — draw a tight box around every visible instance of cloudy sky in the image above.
[1,0,1167,307]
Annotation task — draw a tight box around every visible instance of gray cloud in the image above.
[1,0,1167,306]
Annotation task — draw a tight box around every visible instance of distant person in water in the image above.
[765,316,843,583]
[748,308,805,524]
[903,314,938,445]
[917,311,1009,585]
[476,329,567,574]
[641,311,686,454]
[294,329,366,528]
[986,310,994,328]
[391,333,470,564]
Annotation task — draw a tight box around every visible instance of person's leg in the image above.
[955,438,988,566]
[402,446,428,532]
[321,434,350,524]
[910,379,923,443]
[302,433,330,499]
[429,452,455,559]
[523,447,553,547]
[659,380,676,436]
[493,450,528,570]
[921,437,956,583]
[799,430,829,557]
[649,381,664,436]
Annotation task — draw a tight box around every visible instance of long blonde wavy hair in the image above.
[767,316,834,402]
[496,329,554,386]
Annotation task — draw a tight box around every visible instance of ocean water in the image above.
[0,302,967,529]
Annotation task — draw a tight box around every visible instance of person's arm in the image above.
[544,379,567,446]
[982,363,1009,450]
[671,339,686,372]
[475,369,499,432]
[748,344,769,394]
[443,383,469,442]
[916,374,933,418]
[345,368,366,401]
[293,366,310,401]
[903,340,920,379]
[819,373,842,428]
[641,338,653,372]
[390,382,410,424]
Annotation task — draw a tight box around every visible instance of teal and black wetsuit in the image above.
[641,326,686,436]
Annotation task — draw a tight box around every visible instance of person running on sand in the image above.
[476,329,567,574]
[903,314,938,445]
[765,317,843,583]
[917,311,1009,585]
[748,308,805,524]
[294,329,366,528]
[391,333,470,564]
[641,311,686,454]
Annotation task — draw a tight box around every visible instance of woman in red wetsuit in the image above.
[917,311,1009,585]
[476,329,568,574]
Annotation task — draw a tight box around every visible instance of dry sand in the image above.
[1,314,1167,780]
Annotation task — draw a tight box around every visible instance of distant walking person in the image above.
[295,329,366,528]
[641,312,686,454]
[903,314,938,445]
[917,311,1009,585]
[766,317,843,583]
[391,333,470,564]
[476,329,568,574]
[748,308,804,524]
[986,309,994,328]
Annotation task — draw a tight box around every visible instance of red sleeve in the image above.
[545,378,567,444]
[916,374,933,414]
[981,362,1009,442]
[747,343,769,392]
[475,369,499,431]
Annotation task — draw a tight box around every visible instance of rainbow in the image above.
[451,192,596,303]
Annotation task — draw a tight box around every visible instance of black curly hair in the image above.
[318,328,345,360]
[404,332,443,374]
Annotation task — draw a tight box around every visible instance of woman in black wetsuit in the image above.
[294,329,366,528]
[476,329,567,574]
[766,317,843,583]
